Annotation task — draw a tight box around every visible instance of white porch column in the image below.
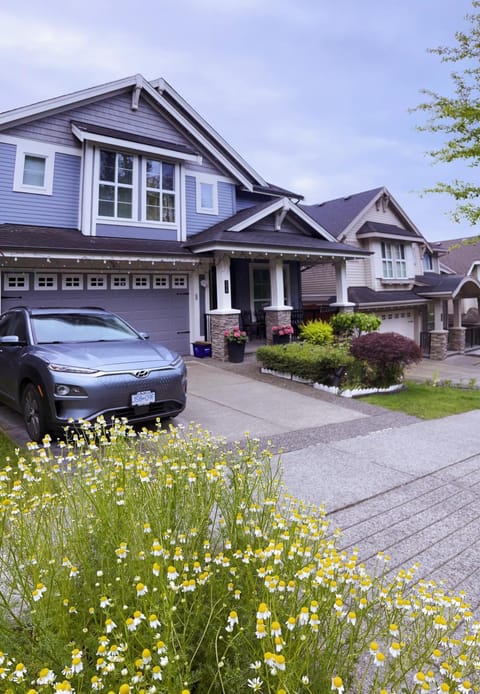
[433,299,444,330]
[330,260,355,310]
[268,258,287,309]
[214,255,233,312]
[452,298,462,327]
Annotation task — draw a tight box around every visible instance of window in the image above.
[196,176,218,214]
[132,275,150,289]
[381,242,407,279]
[171,274,187,289]
[153,275,169,289]
[423,252,433,271]
[62,274,83,290]
[98,150,135,219]
[97,150,176,224]
[87,275,107,289]
[13,142,54,195]
[35,273,57,290]
[111,274,129,289]
[4,273,29,290]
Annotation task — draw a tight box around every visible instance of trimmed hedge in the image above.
[256,342,354,385]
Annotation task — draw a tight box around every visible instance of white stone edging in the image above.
[261,367,403,398]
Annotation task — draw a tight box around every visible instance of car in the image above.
[0,307,187,442]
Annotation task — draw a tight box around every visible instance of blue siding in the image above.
[5,93,191,149]
[0,143,80,227]
[185,177,236,236]
[96,224,178,241]
[236,194,260,212]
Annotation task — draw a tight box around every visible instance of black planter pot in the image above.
[227,341,246,363]
[272,334,290,345]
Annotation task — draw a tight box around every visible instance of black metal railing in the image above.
[420,332,431,357]
[465,326,480,349]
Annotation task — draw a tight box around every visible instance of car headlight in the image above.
[171,355,184,369]
[55,384,87,397]
[48,363,100,375]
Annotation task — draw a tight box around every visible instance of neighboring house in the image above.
[0,74,368,359]
[301,187,480,358]
[433,236,480,318]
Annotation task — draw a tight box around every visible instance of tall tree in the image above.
[415,0,480,225]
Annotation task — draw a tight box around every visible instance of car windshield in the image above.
[31,313,141,344]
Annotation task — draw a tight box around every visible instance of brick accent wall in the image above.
[448,327,466,353]
[209,312,242,360]
[429,330,448,360]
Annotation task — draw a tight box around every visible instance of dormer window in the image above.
[98,151,135,219]
[381,242,406,279]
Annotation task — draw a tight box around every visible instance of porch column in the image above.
[452,298,462,327]
[330,260,355,312]
[264,259,292,344]
[208,254,240,360]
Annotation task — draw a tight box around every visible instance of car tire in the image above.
[22,383,48,442]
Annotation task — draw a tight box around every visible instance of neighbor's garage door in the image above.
[1,271,191,355]
[377,309,415,340]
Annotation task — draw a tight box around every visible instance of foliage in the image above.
[413,0,480,225]
[298,319,333,345]
[350,332,422,388]
[224,326,248,343]
[0,431,23,466]
[363,380,480,419]
[256,342,353,385]
[0,420,479,693]
[330,312,381,339]
[271,324,294,336]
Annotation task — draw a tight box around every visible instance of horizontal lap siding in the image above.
[186,178,236,235]
[5,93,193,149]
[0,144,80,227]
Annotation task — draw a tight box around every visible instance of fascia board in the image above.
[356,231,425,244]
[71,123,202,163]
[1,249,201,264]
[188,242,369,259]
[0,74,143,129]
[151,77,268,187]
[229,198,336,241]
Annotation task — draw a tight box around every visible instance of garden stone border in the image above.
[260,367,403,398]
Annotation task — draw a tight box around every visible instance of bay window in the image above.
[97,149,176,224]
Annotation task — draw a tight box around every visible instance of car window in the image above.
[0,312,27,342]
[31,313,141,343]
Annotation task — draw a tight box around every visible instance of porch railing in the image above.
[465,325,480,349]
[420,332,431,357]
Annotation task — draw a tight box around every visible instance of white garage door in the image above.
[377,309,415,340]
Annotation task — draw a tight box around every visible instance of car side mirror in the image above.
[0,335,21,345]
[139,332,150,339]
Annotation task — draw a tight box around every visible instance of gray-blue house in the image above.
[0,74,368,358]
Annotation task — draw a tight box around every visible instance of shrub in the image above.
[257,342,353,384]
[330,312,381,339]
[299,319,334,345]
[350,331,422,388]
[0,420,478,693]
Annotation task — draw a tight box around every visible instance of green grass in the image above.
[363,380,480,419]
[0,430,23,465]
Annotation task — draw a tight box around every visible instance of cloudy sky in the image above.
[0,0,476,241]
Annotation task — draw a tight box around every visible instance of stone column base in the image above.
[264,307,292,345]
[429,330,448,360]
[448,326,466,353]
[208,311,241,360]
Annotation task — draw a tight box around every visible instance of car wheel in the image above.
[22,383,48,442]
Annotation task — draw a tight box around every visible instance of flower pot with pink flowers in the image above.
[271,324,294,345]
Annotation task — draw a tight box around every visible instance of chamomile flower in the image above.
[331,675,344,693]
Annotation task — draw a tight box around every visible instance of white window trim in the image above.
[171,274,188,289]
[97,150,138,222]
[34,273,58,291]
[380,241,408,280]
[87,274,107,290]
[4,272,29,290]
[140,158,178,225]
[132,274,150,289]
[13,142,55,195]
[195,174,218,215]
[153,274,169,289]
[111,274,129,289]
[62,274,84,290]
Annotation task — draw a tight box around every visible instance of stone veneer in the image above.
[429,330,448,360]
[264,308,293,345]
[208,312,242,360]
[448,326,466,353]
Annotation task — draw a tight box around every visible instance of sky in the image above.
[0,0,477,241]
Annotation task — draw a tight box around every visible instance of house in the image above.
[301,187,480,359]
[0,74,369,359]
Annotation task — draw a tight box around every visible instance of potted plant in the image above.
[271,324,294,345]
[224,326,248,362]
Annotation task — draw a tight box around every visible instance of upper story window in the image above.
[196,175,218,214]
[423,252,433,271]
[381,242,407,279]
[97,149,176,224]
[13,142,55,195]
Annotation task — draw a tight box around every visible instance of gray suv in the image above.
[0,307,187,441]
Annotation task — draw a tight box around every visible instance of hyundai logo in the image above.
[134,369,150,378]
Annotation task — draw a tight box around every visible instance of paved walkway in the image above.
[1,352,480,609]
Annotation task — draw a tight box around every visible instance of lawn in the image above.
[0,430,22,462]
[363,380,480,419]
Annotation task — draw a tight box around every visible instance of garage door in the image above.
[377,309,415,340]
[1,270,191,354]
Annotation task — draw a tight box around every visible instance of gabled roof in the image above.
[414,272,480,299]
[356,221,424,242]
[184,198,370,260]
[0,74,299,197]
[347,286,427,308]
[431,236,480,275]
[302,186,427,245]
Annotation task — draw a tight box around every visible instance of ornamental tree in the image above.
[414,0,480,225]
[350,331,422,388]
